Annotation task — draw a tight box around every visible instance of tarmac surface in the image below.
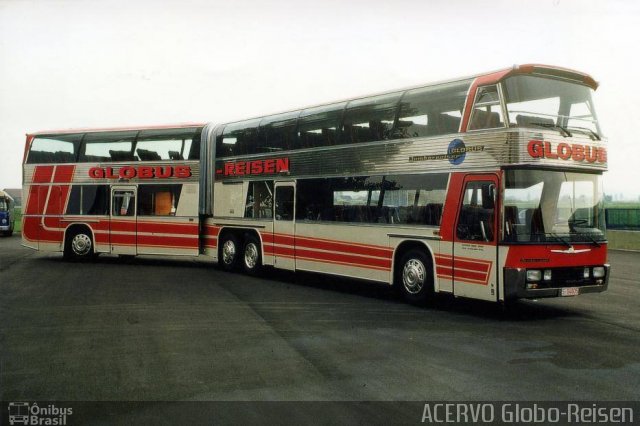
[1,234,638,423]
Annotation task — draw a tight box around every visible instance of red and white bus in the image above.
[23,64,610,304]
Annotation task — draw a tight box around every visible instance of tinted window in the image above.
[457,181,495,241]
[81,131,138,162]
[65,185,109,215]
[136,127,201,161]
[342,93,401,144]
[395,80,471,138]
[257,111,299,153]
[27,134,83,164]
[275,186,294,221]
[298,102,346,148]
[216,119,261,158]
[297,174,448,225]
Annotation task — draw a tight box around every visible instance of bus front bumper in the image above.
[503,265,610,300]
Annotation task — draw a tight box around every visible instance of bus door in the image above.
[110,186,137,255]
[452,174,499,301]
[273,181,296,270]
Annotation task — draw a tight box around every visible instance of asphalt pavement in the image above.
[1,234,638,423]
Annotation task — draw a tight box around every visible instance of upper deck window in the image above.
[81,131,137,162]
[468,85,505,130]
[503,75,601,137]
[27,134,83,164]
[135,127,201,161]
[342,93,401,144]
[395,80,471,138]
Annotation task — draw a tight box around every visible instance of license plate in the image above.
[561,287,580,297]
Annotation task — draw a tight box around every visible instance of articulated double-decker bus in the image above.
[23,64,609,304]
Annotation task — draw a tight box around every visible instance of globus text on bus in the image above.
[527,140,607,163]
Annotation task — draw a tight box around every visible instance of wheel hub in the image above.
[222,240,236,264]
[403,259,425,294]
[244,243,258,269]
[71,234,92,256]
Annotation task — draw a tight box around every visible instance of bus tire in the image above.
[220,233,241,271]
[242,236,262,275]
[65,229,94,261]
[396,249,434,305]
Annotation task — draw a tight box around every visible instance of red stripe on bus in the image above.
[136,235,198,248]
[294,235,392,259]
[32,165,54,183]
[136,222,198,235]
[295,248,392,270]
[53,165,76,184]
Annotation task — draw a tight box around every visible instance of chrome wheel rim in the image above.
[222,239,236,265]
[71,234,92,256]
[244,242,259,269]
[402,258,426,294]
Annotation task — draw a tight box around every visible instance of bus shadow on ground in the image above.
[263,267,584,323]
[42,253,585,323]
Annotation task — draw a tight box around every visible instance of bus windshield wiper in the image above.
[579,232,602,247]
[566,126,601,141]
[548,232,572,248]
[530,122,572,138]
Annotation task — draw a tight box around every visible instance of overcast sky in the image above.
[1,0,638,198]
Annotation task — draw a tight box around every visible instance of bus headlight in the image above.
[1,218,6,224]
[526,269,541,281]
[543,270,552,281]
[593,266,605,278]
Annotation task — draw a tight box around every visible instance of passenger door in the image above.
[452,175,499,301]
[110,186,137,255]
[273,182,295,270]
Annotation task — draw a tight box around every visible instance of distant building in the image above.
[2,188,22,207]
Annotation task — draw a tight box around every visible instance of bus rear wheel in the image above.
[220,233,240,271]
[396,249,434,305]
[242,236,262,275]
[65,229,94,261]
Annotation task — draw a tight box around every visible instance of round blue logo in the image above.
[448,139,466,165]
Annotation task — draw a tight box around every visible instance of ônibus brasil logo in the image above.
[7,402,73,425]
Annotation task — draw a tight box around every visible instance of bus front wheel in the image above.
[396,249,434,305]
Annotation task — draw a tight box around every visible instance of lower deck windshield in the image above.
[503,169,605,244]
[0,198,8,211]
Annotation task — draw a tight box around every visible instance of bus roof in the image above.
[27,122,206,137]
[216,64,598,127]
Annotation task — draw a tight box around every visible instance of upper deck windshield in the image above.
[503,169,605,244]
[503,75,601,137]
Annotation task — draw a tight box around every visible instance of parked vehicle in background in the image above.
[0,189,16,236]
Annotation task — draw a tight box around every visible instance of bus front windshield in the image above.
[503,169,605,244]
[503,75,601,137]
[0,199,7,212]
